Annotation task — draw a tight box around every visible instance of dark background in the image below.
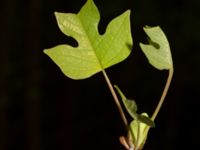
[0,0,199,150]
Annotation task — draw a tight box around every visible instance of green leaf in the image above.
[114,85,155,127]
[44,0,132,79]
[139,26,173,70]
[129,113,150,149]
[137,114,155,127]
[114,85,138,119]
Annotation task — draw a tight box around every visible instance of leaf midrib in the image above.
[77,15,104,71]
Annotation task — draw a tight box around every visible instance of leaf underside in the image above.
[44,0,132,79]
[140,26,173,70]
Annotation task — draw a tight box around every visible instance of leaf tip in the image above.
[43,49,49,55]
[139,42,145,47]
[113,84,118,89]
[54,11,61,18]
[143,25,160,31]
[121,9,131,20]
[126,9,131,15]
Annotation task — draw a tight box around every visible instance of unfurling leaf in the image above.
[114,85,154,127]
[137,114,155,127]
[129,113,150,149]
[140,26,173,70]
[114,85,138,119]
[44,0,132,79]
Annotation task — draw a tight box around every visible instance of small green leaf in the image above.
[115,85,155,127]
[114,85,138,119]
[140,26,173,70]
[137,114,155,127]
[129,113,150,149]
[44,0,132,79]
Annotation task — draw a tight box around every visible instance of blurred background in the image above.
[0,0,200,149]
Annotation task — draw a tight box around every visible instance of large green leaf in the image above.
[44,0,132,79]
[140,26,173,70]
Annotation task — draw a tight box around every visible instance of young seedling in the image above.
[115,26,174,150]
[44,0,173,149]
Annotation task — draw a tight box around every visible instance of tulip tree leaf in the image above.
[139,26,173,70]
[44,0,132,79]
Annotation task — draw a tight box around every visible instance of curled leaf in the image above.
[114,85,155,128]
[129,113,150,149]
[140,26,173,70]
[137,114,155,128]
[114,85,138,119]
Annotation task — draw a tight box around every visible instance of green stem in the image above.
[144,68,174,135]
[151,68,174,121]
[102,70,128,127]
